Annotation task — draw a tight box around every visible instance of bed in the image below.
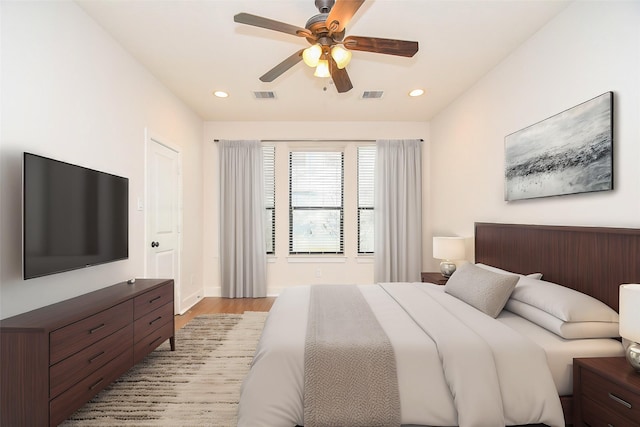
[238,223,640,427]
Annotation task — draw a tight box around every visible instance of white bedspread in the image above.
[238,283,565,427]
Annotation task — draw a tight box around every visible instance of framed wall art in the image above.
[504,91,613,201]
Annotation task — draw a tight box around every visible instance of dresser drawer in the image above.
[50,300,133,365]
[582,396,640,427]
[134,319,173,364]
[134,282,173,319]
[134,301,173,341]
[50,325,133,399]
[582,367,640,422]
[49,349,132,427]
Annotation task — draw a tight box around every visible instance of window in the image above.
[289,151,344,254]
[263,145,275,254]
[358,146,375,254]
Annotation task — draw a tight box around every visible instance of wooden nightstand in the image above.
[573,357,640,427]
[421,272,449,285]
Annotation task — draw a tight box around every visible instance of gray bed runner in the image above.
[304,285,400,427]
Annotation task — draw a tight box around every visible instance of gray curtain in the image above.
[374,139,422,283]
[219,140,267,297]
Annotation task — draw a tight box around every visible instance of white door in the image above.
[146,136,181,313]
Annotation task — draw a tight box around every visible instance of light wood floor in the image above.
[175,297,276,330]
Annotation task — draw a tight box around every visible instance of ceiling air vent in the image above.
[361,90,384,99]
[252,91,277,100]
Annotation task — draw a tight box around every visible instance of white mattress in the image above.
[496,309,624,395]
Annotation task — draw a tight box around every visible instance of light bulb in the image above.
[331,45,352,69]
[303,44,322,67]
[314,59,330,78]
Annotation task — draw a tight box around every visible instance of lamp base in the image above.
[439,261,456,278]
[626,341,640,372]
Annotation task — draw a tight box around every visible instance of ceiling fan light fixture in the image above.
[331,45,352,69]
[303,44,322,67]
[314,59,331,78]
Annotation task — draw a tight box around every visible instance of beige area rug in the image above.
[61,311,268,426]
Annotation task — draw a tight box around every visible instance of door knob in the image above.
[151,241,159,248]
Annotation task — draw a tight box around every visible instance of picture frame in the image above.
[504,91,613,201]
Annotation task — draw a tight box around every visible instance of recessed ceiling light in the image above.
[213,91,229,98]
[409,89,424,97]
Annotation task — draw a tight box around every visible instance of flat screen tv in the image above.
[23,153,129,279]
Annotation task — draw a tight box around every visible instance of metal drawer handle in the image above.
[89,378,104,390]
[89,324,105,334]
[149,296,162,303]
[149,316,163,325]
[608,392,632,409]
[148,336,163,347]
[88,351,105,363]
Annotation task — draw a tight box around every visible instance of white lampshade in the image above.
[314,59,330,78]
[433,237,466,261]
[331,45,352,69]
[620,284,640,343]
[303,44,322,67]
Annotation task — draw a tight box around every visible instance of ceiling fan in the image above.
[234,0,419,93]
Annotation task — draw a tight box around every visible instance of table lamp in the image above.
[432,237,465,278]
[619,284,640,372]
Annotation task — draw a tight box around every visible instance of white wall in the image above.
[428,0,640,270]
[203,121,429,296]
[0,1,204,318]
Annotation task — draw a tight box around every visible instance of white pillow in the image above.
[445,262,519,318]
[505,299,620,339]
[510,276,619,323]
[476,263,542,280]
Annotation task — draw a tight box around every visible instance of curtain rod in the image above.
[213,138,423,142]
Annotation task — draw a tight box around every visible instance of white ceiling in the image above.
[76,0,570,122]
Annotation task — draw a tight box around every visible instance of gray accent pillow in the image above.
[445,262,519,318]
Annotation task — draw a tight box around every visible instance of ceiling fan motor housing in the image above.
[305,12,329,31]
[305,13,345,44]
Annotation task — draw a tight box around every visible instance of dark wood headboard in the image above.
[474,222,640,311]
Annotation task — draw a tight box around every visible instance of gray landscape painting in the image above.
[505,92,613,201]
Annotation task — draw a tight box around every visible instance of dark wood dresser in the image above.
[573,357,640,426]
[1,278,175,426]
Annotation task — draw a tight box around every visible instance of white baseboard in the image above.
[204,285,222,297]
[178,289,203,315]
[204,284,280,298]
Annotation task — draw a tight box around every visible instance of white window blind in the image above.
[289,151,344,254]
[358,146,375,253]
[263,145,275,254]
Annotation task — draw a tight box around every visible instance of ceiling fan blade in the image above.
[329,57,353,93]
[234,13,309,37]
[326,0,365,33]
[344,35,419,57]
[259,49,304,82]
